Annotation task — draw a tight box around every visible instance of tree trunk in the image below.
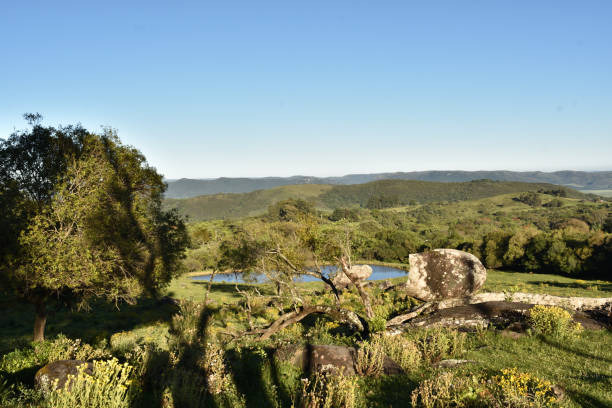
[33,300,47,342]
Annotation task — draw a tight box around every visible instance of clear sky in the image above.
[1,1,611,179]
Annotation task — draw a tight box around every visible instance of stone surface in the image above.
[332,265,372,289]
[275,344,403,376]
[434,359,478,368]
[388,301,607,333]
[35,360,93,391]
[403,249,486,301]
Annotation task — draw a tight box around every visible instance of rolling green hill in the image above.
[165,170,612,198]
[164,179,594,221]
[163,184,332,221]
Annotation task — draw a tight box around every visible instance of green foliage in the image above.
[515,192,543,207]
[527,305,583,339]
[355,338,385,377]
[0,335,108,374]
[366,194,401,209]
[43,358,133,408]
[299,371,359,408]
[0,119,189,340]
[409,328,467,364]
[487,367,559,407]
[266,198,316,221]
[410,371,482,408]
[376,334,421,372]
[329,207,361,222]
[165,179,593,221]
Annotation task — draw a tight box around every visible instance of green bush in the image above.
[410,328,467,364]
[527,305,583,339]
[299,371,359,408]
[43,358,133,408]
[410,371,482,408]
[0,335,108,375]
[355,338,385,377]
[487,367,559,407]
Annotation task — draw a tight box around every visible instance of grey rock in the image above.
[434,359,478,368]
[35,360,93,391]
[275,343,403,376]
[403,249,486,301]
[332,265,372,289]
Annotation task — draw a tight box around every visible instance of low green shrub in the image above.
[0,335,109,375]
[299,370,359,408]
[410,328,467,364]
[355,338,385,377]
[527,305,583,339]
[377,334,421,371]
[410,371,482,408]
[43,358,133,408]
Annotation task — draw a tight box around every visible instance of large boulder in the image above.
[274,344,403,376]
[35,359,93,391]
[332,265,372,289]
[403,249,486,301]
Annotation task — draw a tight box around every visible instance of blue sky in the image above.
[1,1,611,178]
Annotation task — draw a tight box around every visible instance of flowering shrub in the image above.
[299,370,359,408]
[410,371,481,408]
[527,305,583,339]
[488,368,559,407]
[410,328,467,363]
[377,334,421,371]
[43,358,133,408]
[355,338,385,377]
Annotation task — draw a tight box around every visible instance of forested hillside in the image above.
[164,179,596,221]
[165,170,612,198]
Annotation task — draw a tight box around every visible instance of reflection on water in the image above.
[191,264,407,284]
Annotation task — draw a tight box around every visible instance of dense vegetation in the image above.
[0,117,189,342]
[183,193,611,280]
[165,179,599,221]
[166,171,612,198]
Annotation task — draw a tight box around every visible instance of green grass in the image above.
[484,270,612,297]
[460,330,612,407]
[1,270,610,407]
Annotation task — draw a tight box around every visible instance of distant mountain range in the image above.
[165,171,612,198]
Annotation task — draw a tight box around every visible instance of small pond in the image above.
[191,264,407,284]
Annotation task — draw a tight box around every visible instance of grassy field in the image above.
[1,269,611,407]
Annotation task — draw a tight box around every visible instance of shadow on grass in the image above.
[540,336,612,364]
[0,296,179,355]
[566,389,611,408]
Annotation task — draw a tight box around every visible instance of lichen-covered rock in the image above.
[403,249,486,301]
[35,359,93,391]
[274,344,403,376]
[332,265,372,289]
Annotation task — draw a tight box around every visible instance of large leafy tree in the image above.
[0,115,189,341]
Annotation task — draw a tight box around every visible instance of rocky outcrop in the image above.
[402,249,486,301]
[274,344,403,376]
[332,265,372,289]
[386,301,608,333]
[35,360,93,391]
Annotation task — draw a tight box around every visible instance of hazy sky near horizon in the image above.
[1,1,611,179]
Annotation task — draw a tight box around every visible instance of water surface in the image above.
[191,264,407,284]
